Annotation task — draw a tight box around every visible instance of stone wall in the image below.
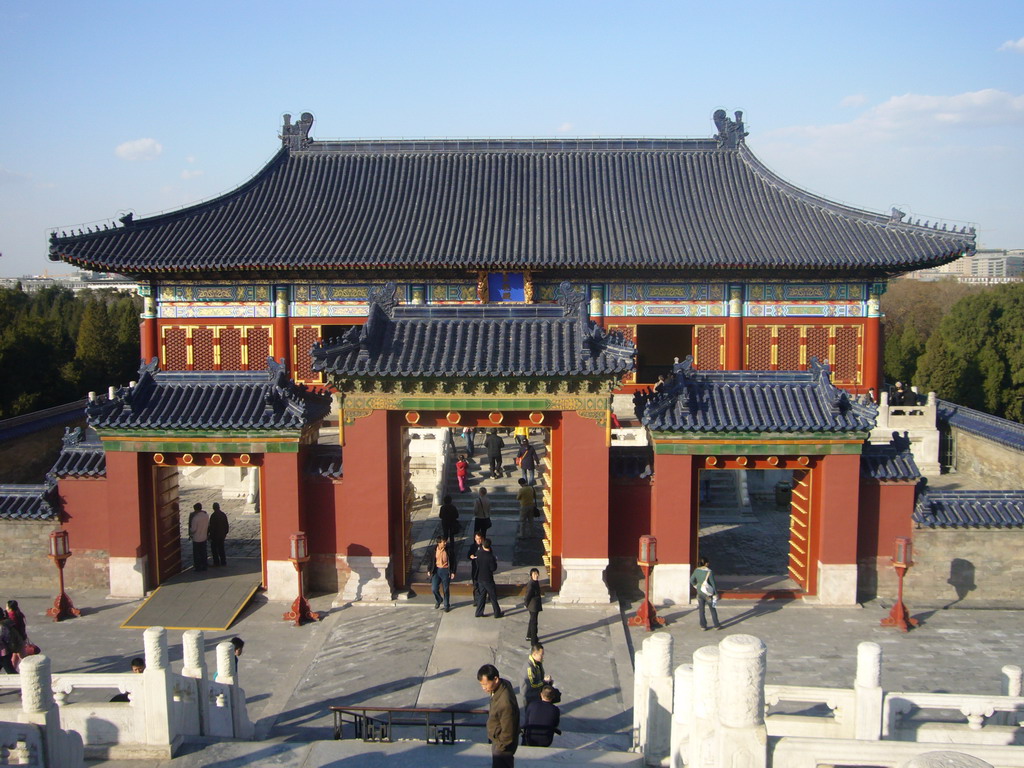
[904,527,1024,606]
[952,428,1024,489]
[0,519,110,590]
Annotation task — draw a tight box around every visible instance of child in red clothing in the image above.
[456,454,469,492]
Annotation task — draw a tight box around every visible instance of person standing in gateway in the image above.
[208,502,229,567]
[189,505,210,573]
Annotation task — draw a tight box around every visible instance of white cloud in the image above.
[998,37,1024,52]
[115,138,163,161]
[770,89,1024,145]
[557,122,573,133]
[185,155,197,164]
[180,169,204,179]
[840,94,866,108]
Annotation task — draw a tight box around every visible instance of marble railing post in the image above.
[182,630,207,734]
[670,663,694,768]
[689,644,720,768]
[643,634,674,765]
[19,654,85,768]
[142,627,173,749]
[716,635,767,768]
[997,665,1022,725]
[216,640,253,739]
[632,647,647,752]
[855,642,883,740]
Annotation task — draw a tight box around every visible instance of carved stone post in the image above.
[141,627,173,749]
[18,654,85,768]
[716,635,767,768]
[855,641,883,740]
[182,630,208,735]
[643,634,674,765]
[670,663,694,768]
[632,647,647,753]
[689,644,720,768]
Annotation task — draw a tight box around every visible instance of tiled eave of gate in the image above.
[95,431,309,454]
[650,434,869,455]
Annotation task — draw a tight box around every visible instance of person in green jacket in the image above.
[478,664,519,767]
[690,556,722,631]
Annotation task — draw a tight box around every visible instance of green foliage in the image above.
[916,283,1024,423]
[0,286,141,418]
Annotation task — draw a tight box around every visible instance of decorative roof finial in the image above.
[281,112,314,150]
[713,109,748,149]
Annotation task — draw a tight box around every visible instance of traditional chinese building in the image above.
[44,109,975,605]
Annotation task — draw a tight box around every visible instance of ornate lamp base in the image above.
[880,600,918,633]
[47,592,81,622]
[283,596,320,627]
[628,599,665,631]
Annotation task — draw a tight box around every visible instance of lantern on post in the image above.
[283,532,320,626]
[881,536,918,632]
[46,529,81,622]
[628,535,665,631]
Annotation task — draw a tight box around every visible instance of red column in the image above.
[650,452,694,564]
[140,294,158,365]
[863,316,880,394]
[104,452,147,559]
[272,287,291,371]
[814,453,861,603]
[559,411,609,560]
[725,285,744,370]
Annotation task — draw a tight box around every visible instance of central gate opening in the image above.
[696,467,805,595]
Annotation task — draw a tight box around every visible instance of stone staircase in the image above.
[407,432,550,597]
[699,469,755,522]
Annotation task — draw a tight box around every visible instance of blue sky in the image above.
[2,0,1022,276]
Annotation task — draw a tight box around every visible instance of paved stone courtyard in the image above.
[178,487,262,561]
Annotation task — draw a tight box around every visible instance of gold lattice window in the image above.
[806,326,830,367]
[293,325,322,384]
[192,328,216,371]
[246,327,270,370]
[695,325,723,370]
[219,328,243,371]
[777,327,801,371]
[746,326,772,370]
[162,328,188,371]
[833,326,861,384]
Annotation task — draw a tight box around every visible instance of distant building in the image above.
[0,270,137,293]
[901,249,1023,284]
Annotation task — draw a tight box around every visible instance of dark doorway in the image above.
[636,325,692,383]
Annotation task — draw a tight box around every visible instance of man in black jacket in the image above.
[483,428,505,478]
[473,538,503,618]
[208,502,230,567]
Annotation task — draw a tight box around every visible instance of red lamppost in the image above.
[283,532,320,626]
[46,530,81,622]
[628,535,665,631]
[881,536,919,632]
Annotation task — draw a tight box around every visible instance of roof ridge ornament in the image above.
[367,281,399,318]
[554,281,586,318]
[281,112,314,150]
[713,109,747,150]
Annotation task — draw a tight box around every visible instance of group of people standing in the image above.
[187,502,230,573]
[453,428,540,492]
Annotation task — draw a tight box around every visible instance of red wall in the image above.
[262,452,304,561]
[650,453,695,564]
[337,410,392,558]
[816,453,861,565]
[857,480,916,562]
[104,452,148,558]
[558,411,610,559]
[57,476,110,551]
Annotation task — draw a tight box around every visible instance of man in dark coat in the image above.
[438,494,460,545]
[522,685,561,747]
[483,428,505,478]
[473,538,503,618]
[516,441,539,485]
[478,663,519,767]
[208,502,230,567]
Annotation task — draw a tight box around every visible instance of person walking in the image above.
[462,427,476,458]
[516,479,536,539]
[483,428,505,478]
[477,664,519,767]
[430,539,452,612]
[189,504,210,572]
[524,568,542,643]
[522,642,552,708]
[516,440,539,486]
[474,538,503,618]
[5,601,26,644]
[690,556,722,630]
[438,494,460,544]
[0,618,22,674]
[208,502,229,567]
[456,454,470,493]
[473,487,492,536]
[468,531,485,602]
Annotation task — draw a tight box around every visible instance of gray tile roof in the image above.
[0,484,58,521]
[87,361,332,431]
[49,113,973,276]
[937,400,1024,454]
[307,446,343,479]
[311,282,635,380]
[913,490,1024,528]
[49,427,106,478]
[860,440,921,481]
[643,357,876,434]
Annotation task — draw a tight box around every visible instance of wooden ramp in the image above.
[121,558,262,630]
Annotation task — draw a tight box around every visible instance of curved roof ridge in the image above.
[736,144,973,238]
